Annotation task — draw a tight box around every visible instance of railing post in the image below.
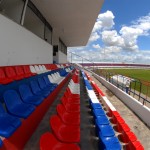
[138,81,142,101]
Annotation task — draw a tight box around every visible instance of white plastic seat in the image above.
[30,65,36,74]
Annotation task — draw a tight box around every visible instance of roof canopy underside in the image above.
[31,0,103,47]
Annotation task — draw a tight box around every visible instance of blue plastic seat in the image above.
[92,109,106,118]
[43,76,57,89]
[0,139,2,147]
[95,116,110,127]
[91,103,102,110]
[30,80,50,98]
[0,103,21,137]
[3,90,35,118]
[37,78,53,93]
[19,84,44,106]
[99,136,121,150]
[98,125,115,138]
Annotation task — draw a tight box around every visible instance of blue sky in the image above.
[68,0,150,64]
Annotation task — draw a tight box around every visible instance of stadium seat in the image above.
[29,65,37,74]
[61,96,80,104]
[98,125,115,138]
[120,131,137,143]
[43,76,57,88]
[126,141,144,150]
[61,98,80,113]
[23,65,34,77]
[95,116,110,127]
[5,66,21,80]
[0,139,2,147]
[37,77,54,93]
[50,115,80,143]
[40,132,80,150]
[19,84,44,106]
[0,68,13,84]
[30,80,50,98]
[3,90,35,118]
[92,109,106,119]
[57,104,80,126]
[0,103,21,137]
[14,66,25,79]
[99,136,121,150]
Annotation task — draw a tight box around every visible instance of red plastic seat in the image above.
[61,98,80,113]
[14,66,25,79]
[64,88,80,98]
[111,111,121,123]
[5,66,21,80]
[117,120,130,133]
[57,104,80,126]
[40,132,80,150]
[61,96,80,104]
[0,68,13,84]
[121,131,137,143]
[23,65,35,77]
[50,115,80,143]
[126,141,144,150]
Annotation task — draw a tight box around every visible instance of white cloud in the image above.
[119,26,143,50]
[89,32,100,42]
[132,13,150,35]
[93,44,101,49]
[92,11,115,32]
[102,30,124,46]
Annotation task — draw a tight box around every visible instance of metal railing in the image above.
[67,52,95,71]
[94,69,150,106]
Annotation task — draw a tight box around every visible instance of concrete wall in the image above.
[92,72,150,127]
[0,14,53,66]
[58,51,67,63]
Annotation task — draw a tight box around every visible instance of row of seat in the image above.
[0,64,71,84]
[0,66,72,147]
[84,72,144,150]
[82,71,122,150]
[40,70,80,150]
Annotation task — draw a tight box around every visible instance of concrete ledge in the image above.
[92,72,150,127]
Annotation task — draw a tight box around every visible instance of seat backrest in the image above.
[39,65,44,72]
[40,132,58,150]
[42,65,47,71]
[48,75,54,83]
[19,84,33,100]
[30,80,41,94]
[56,104,65,116]
[23,65,31,74]
[3,90,22,110]
[0,68,6,80]
[61,97,67,106]
[14,66,24,76]
[34,65,41,73]
[0,102,5,114]
[49,115,62,131]
[43,76,51,85]
[37,78,46,89]
[30,65,36,73]
[5,66,16,78]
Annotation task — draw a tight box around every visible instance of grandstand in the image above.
[0,0,149,150]
[81,63,150,68]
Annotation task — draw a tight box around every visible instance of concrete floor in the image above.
[89,73,150,150]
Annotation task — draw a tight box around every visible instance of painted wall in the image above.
[0,14,53,66]
[58,51,67,63]
[92,72,150,127]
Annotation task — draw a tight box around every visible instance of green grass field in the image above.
[104,69,150,82]
[95,68,150,97]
